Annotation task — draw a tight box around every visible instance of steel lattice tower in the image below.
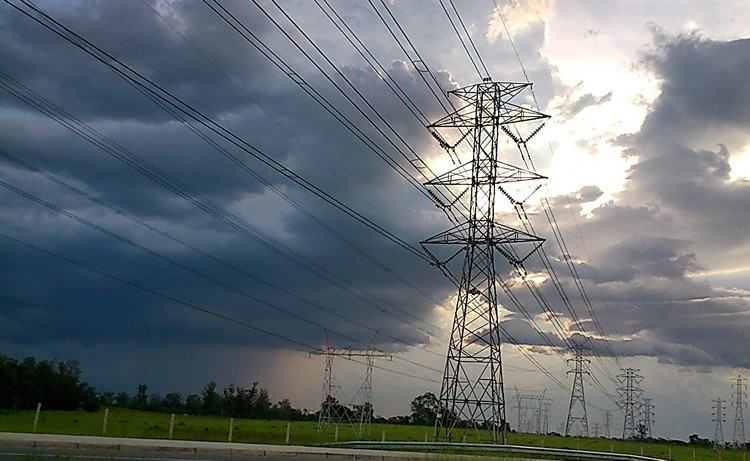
[732,375,746,446]
[565,344,590,437]
[617,368,644,439]
[604,410,611,438]
[422,80,548,443]
[542,399,552,434]
[713,397,726,447]
[311,334,390,432]
[641,398,654,439]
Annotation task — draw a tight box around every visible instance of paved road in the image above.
[0,433,430,461]
[0,445,328,461]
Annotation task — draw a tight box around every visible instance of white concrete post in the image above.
[334,424,339,442]
[32,402,41,433]
[102,408,109,435]
[168,413,175,439]
[381,429,385,442]
[228,418,234,442]
[285,422,291,444]
[424,432,428,442]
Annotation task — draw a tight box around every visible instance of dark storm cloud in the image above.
[5,0,555,358]
[0,0,280,121]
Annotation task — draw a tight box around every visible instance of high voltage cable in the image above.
[435,0,620,383]
[0,73,443,342]
[206,0,467,222]
[486,0,620,369]
[438,0,490,79]
[428,0,619,400]
[199,0,463,225]
[0,149,449,358]
[0,231,441,385]
[312,0,431,126]
[0,176,375,344]
[134,0,443,311]
[484,0,617,379]
[0,5,449,338]
[366,0,590,392]
[3,0,431,265]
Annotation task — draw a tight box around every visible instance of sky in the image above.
[1,0,750,440]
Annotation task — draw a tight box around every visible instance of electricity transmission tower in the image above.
[514,391,538,433]
[422,81,548,443]
[604,410,611,438]
[713,397,726,447]
[617,368,644,439]
[641,398,654,439]
[732,375,746,446]
[565,344,590,437]
[542,398,552,434]
[311,334,390,432]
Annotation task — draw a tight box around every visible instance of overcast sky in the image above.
[2,0,750,440]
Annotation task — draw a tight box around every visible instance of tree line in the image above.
[0,354,438,424]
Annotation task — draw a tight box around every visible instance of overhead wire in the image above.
[0,72,444,342]
[0,229,443,385]
[0,4,452,340]
[0,148,452,358]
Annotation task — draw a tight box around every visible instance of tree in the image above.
[202,382,222,415]
[115,392,130,407]
[410,392,441,426]
[185,394,202,415]
[134,384,148,410]
[163,393,183,413]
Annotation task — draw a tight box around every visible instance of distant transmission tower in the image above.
[311,334,390,432]
[422,80,548,443]
[732,375,747,446]
[641,398,654,439]
[617,368,644,439]
[565,343,590,437]
[604,410,611,438]
[542,398,552,434]
[713,397,726,447]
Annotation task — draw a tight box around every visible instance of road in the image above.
[0,432,428,461]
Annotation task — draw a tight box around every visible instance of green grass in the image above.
[0,408,745,461]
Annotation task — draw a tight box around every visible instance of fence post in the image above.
[335,424,339,443]
[228,418,234,443]
[168,413,175,439]
[693,449,696,461]
[381,429,385,442]
[461,433,466,443]
[102,408,109,436]
[610,444,614,454]
[285,422,291,445]
[669,448,672,461]
[32,402,42,433]
[640,445,644,456]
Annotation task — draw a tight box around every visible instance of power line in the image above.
[0,9,447,340]
[0,148,448,356]
[0,231,441,386]
[438,0,490,79]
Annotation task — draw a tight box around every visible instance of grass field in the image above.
[0,408,745,461]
